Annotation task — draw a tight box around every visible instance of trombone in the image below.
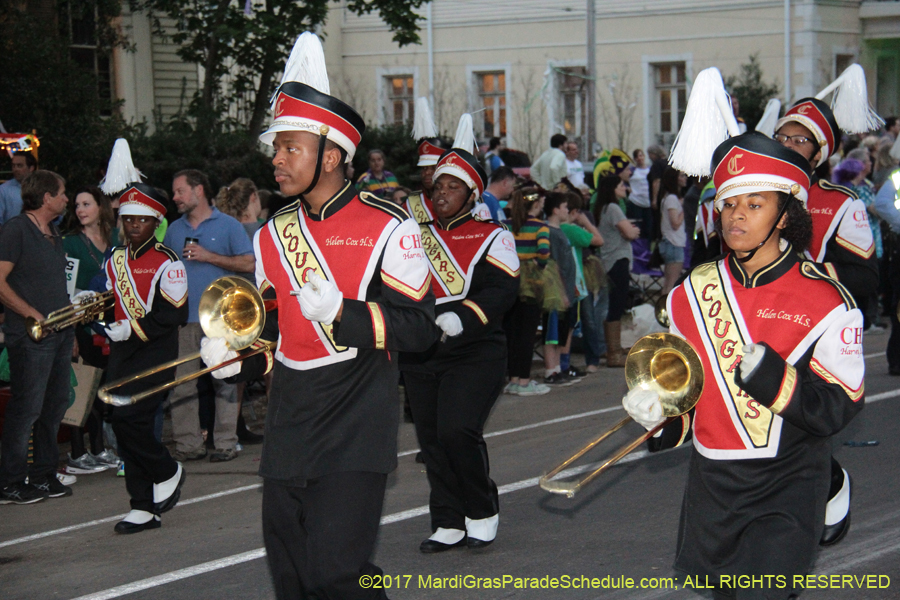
[26,291,115,342]
[655,294,670,328]
[539,333,704,498]
[98,276,276,406]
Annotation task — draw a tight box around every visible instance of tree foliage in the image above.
[0,4,127,188]
[725,54,781,133]
[132,0,430,140]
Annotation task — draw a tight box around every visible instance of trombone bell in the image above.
[98,276,270,405]
[539,333,704,497]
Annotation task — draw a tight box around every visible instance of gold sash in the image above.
[111,249,146,319]
[272,210,346,352]
[689,264,775,447]
[407,193,433,224]
[418,224,466,297]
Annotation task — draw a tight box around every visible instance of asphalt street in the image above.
[1,334,898,600]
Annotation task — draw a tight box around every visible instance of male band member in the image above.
[103,180,188,533]
[400,114,520,552]
[406,96,445,225]
[199,33,436,600]
[627,71,864,598]
[0,170,73,504]
[772,65,881,545]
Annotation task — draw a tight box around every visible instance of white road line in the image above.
[68,549,267,600]
[0,484,262,550]
[7,385,899,552]
[66,451,663,600]
[397,406,622,457]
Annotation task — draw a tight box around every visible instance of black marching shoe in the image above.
[419,528,467,554]
[114,510,161,534]
[466,537,494,549]
[820,512,851,547]
[153,463,186,514]
[820,470,852,547]
[419,537,467,554]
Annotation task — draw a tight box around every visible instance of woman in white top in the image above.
[658,166,686,293]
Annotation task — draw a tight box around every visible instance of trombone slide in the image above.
[539,416,675,498]
[98,340,277,406]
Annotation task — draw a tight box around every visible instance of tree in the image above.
[0,1,129,188]
[131,0,430,143]
[725,54,781,133]
[597,65,638,151]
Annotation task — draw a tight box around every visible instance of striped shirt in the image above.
[355,170,399,200]
[505,217,551,267]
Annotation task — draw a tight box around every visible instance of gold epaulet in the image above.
[154,242,179,262]
[358,191,409,222]
[798,261,857,309]
[818,179,859,200]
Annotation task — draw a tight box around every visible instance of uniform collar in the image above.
[727,241,798,288]
[435,210,473,231]
[300,181,355,221]
[128,236,156,260]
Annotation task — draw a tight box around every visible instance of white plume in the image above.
[755,99,782,137]
[452,113,476,154]
[411,97,438,140]
[100,139,142,195]
[668,67,741,177]
[816,64,883,134]
[271,32,330,108]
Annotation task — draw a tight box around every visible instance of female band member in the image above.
[624,130,864,599]
[400,114,520,552]
[103,183,188,533]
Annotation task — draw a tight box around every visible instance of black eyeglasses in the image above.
[774,133,815,146]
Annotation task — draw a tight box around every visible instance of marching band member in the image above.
[199,33,436,600]
[405,96,445,225]
[772,65,881,545]
[100,151,188,532]
[625,69,864,599]
[400,114,520,552]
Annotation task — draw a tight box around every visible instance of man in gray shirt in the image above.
[0,170,74,504]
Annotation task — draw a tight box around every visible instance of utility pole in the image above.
[585,0,597,162]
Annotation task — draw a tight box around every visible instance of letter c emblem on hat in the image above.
[797,104,810,115]
[728,153,745,175]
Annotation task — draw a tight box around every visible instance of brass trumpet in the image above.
[539,333,704,498]
[655,294,669,328]
[98,276,276,406]
[26,291,115,342]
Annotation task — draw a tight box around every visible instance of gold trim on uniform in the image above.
[462,299,488,325]
[676,414,692,447]
[486,255,520,278]
[111,248,147,320]
[769,363,797,414]
[689,264,777,448]
[252,339,275,375]
[382,270,431,301]
[131,319,149,342]
[367,302,386,350]
[810,358,864,402]
[160,287,187,308]
[407,193,433,224]
[835,235,875,259]
[273,209,347,353]
[419,225,466,296]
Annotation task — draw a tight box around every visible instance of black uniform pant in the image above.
[262,472,388,600]
[504,299,542,380]
[887,232,900,372]
[108,391,178,513]
[404,358,504,533]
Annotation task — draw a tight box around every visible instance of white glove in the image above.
[297,272,343,325]
[73,290,98,303]
[200,336,240,379]
[622,388,666,431]
[739,343,766,380]
[436,312,463,338]
[104,320,132,342]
